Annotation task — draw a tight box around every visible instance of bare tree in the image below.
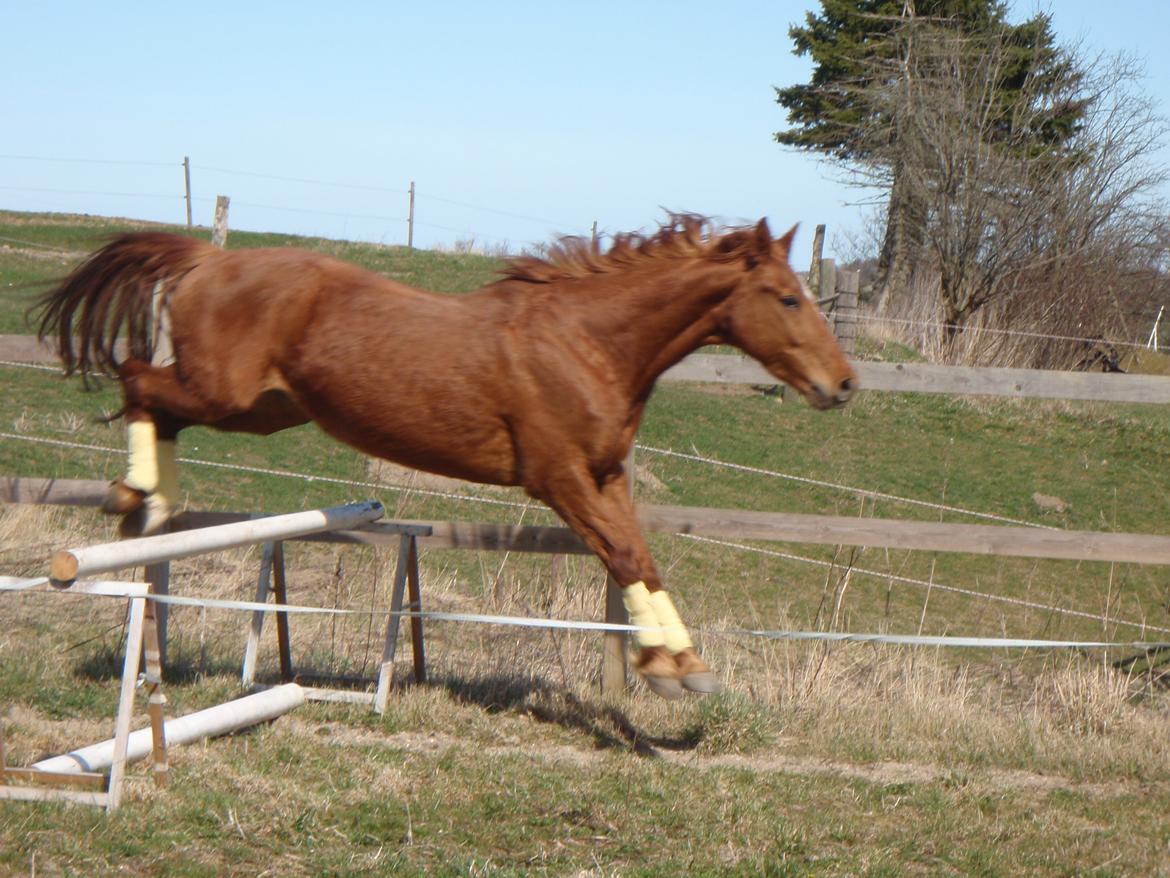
[853,19,1168,357]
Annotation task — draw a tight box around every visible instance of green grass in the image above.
[3,209,1170,875]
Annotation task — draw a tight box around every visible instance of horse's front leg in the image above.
[535,466,722,699]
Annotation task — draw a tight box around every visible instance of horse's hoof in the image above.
[102,479,147,515]
[117,494,173,538]
[635,645,685,701]
[674,647,724,695]
[642,674,685,700]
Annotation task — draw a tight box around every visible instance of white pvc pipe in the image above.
[33,683,306,773]
[50,501,383,584]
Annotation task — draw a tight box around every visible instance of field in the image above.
[2,210,1170,875]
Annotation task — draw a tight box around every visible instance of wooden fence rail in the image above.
[7,478,1170,567]
[6,335,1169,404]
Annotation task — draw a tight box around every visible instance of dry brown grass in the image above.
[4,503,1170,790]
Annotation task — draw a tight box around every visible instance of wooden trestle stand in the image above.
[0,579,168,812]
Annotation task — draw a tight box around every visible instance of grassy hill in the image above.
[3,210,1170,875]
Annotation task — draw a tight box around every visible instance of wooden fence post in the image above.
[601,446,634,695]
[211,196,230,249]
[835,269,860,356]
[407,181,415,250]
[182,157,193,228]
[818,257,837,303]
[808,223,826,295]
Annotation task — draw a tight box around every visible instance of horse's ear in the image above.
[776,224,798,258]
[753,218,772,258]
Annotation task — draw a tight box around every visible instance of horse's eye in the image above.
[780,295,801,310]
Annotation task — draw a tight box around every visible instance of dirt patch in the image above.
[0,245,82,262]
[287,716,1142,799]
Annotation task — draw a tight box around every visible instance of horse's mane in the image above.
[501,214,760,284]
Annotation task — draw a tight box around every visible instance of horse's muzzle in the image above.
[808,375,857,410]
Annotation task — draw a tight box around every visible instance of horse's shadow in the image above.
[71,643,700,756]
[430,673,700,757]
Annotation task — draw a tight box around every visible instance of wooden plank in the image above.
[0,335,126,366]
[272,542,293,682]
[10,479,1170,565]
[0,786,108,806]
[857,361,1170,403]
[0,334,58,364]
[661,353,1170,404]
[636,504,1170,565]
[106,594,146,811]
[7,328,1170,404]
[404,537,426,684]
[300,688,376,706]
[0,477,107,507]
[240,542,275,688]
[0,767,107,789]
[374,535,412,713]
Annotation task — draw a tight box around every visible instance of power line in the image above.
[192,164,407,194]
[420,190,583,232]
[0,185,180,201]
[0,153,176,168]
[230,199,405,224]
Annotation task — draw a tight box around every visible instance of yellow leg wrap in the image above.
[621,581,665,648]
[648,590,694,654]
[156,440,180,509]
[125,420,159,493]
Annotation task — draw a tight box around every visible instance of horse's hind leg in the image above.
[105,414,182,536]
[108,360,216,535]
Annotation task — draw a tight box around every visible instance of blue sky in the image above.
[2,2,1167,261]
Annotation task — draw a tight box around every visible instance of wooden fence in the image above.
[9,477,1170,569]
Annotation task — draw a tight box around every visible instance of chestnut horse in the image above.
[34,216,856,698]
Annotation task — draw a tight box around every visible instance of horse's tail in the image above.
[31,232,215,378]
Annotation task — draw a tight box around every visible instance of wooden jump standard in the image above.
[0,578,162,811]
[45,500,433,711]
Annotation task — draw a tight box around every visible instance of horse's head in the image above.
[717,219,857,410]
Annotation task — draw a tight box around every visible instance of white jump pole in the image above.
[33,683,307,774]
[50,501,384,585]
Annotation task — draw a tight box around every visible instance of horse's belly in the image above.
[301,396,521,487]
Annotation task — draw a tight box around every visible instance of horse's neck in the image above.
[584,260,736,397]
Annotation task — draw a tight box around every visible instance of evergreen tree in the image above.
[776,1,1085,310]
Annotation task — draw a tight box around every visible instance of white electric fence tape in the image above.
[4,578,1168,652]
